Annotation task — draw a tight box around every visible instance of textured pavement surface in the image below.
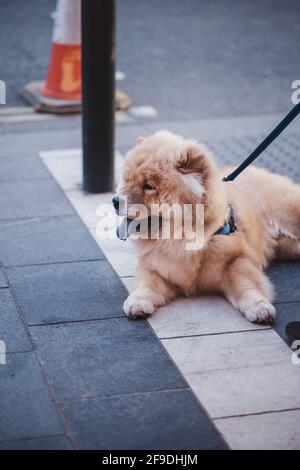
[0,113,300,449]
[0,123,227,450]
[40,111,300,450]
[0,0,300,451]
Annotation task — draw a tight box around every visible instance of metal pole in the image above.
[81,0,115,193]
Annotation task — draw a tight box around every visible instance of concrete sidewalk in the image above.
[0,117,226,450]
[42,111,300,450]
[1,110,300,449]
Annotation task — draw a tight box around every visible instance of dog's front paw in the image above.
[244,300,276,324]
[123,295,157,319]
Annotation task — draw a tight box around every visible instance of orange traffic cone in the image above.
[20,0,131,113]
[41,0,81,100]
[20,0,82,113]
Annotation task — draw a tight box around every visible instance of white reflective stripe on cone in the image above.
[52,0,81,45]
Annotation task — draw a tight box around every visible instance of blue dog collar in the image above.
[215,206,237,236]
[216,223,231,235]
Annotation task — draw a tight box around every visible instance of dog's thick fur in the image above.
[117,131,300,324]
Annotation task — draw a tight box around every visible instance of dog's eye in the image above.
[143,182,155,191]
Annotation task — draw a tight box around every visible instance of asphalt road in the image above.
[1,0,300,119]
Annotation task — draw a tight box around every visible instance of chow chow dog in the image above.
[113,130,300,324]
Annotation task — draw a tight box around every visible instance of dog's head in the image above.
[114,131,222,242]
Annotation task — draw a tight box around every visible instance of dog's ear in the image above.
[177,145,208,174]
[136,136,145,145]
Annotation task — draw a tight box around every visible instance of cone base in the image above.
[41,85,81,101]
[20,81,132,115]
[20,81,81,114]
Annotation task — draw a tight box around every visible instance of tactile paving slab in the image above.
[204,131,300,183]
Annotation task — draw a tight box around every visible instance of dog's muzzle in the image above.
[112,194,135,240]
[116,217,139,240]
[112,194,121,214]
[113,195,161,241]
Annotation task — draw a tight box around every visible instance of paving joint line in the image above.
[2,349,33,356]
[28,314,126,328]
[274,299,300,305]
[0,214,78,224]
[57,386,191,404]
[159,327,271,341]
[0,121,81,136]
[213,406,300,421]
[0,212,74,224]
[0,433,67,445]
[1,265,78,450]
[0,177,51,184]
[5,258,106,269]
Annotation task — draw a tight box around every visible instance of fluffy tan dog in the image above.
[114,131,300,324]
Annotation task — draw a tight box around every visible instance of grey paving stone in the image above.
[116,124,147,148]
[273,302,300,346]
[0,129,82,160]
[0,215,104,267]
[0,271,7,288]
[0,352,63,441]
[142,113,300,141]
[268,263,300,303]
[216,409,300,450]
[0,152,49,181]
[0,289,31,353]
[0,435,72,450]
[0,116,81,136]
[0,179,74,221]
[30,318,186,400]
[8,260,128,325]
[162,330,300,419]
[63,389,227,450]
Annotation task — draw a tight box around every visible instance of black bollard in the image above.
[81,0,115,193]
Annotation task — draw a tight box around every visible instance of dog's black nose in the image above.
[112,195,120,211]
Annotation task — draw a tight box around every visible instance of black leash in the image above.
[222,103,300,338]
[223,102,300,182]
